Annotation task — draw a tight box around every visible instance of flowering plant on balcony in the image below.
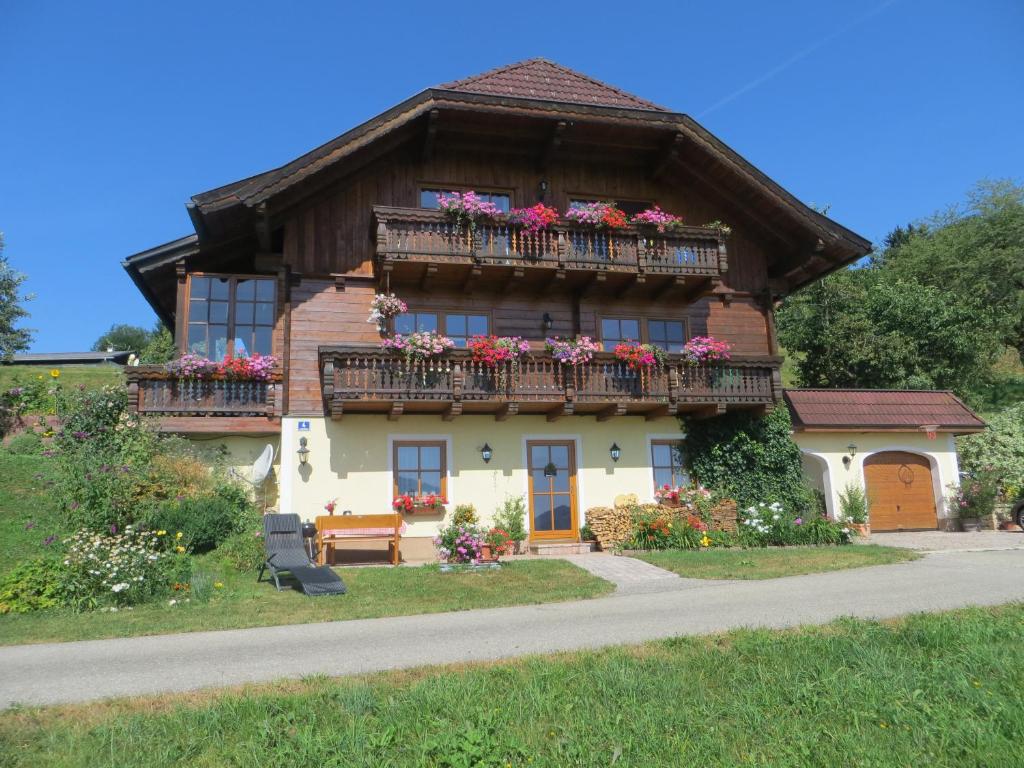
[507,203,559,234]
[436,191,503,230]
[367,293,408,327]
[165,353,277,381]
[468,335,530,367]
[393,493,447,514]
[630,205,685,234]
[654,483,712,510]
[564,201,628,230]
[545,336,600,365]
[381,331,455,361]
[704,220,733,235]
[613,341,668,371]
[681,336,732,364]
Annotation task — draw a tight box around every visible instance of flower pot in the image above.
[960,517,982,533]
[479,544,499,563]
[849,523,870,538]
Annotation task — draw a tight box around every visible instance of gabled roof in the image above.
[6,351,132,365]
[785,389,985,433]
[436,58,668,112]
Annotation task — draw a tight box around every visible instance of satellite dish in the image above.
[252,444,275,486]
[231,443,277,512]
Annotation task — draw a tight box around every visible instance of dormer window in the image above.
[186,275,275,359]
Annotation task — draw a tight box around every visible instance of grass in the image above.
[0,558,612,646]
[633,544,918,580]
[0,364,123,397]
[1,604,1021,767]
[0,451,611,645]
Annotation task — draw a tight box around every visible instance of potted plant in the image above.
[630,205,685,234]
[492,496,528,554]
[393,493,447,515]
[367,293,408,334]
[544,336,600,365]
[838,482,870,537]
[949,468,999,532]
[436,191,503,232]
[507,203,559,234]
[564,201,628,230]
[433,522,484,564]
[613,341,667,371]
[483,527,513,561]
[681,336,731,365]
[468,335,530,392]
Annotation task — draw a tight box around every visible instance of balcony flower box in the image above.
[393,493,447,515]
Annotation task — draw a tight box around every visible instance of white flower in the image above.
[772,514,780,521]
[168,599,177,605]
[110,583,129,593]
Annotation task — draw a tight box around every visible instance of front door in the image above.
[527,441,578,540]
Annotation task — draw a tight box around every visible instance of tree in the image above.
[876,180,1024,364]
[957,403,1024,502]
[92,323,153,353]
[0,233,32,360]
[776,268,1000,403]
[138,325,176,364]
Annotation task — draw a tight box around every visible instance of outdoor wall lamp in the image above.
[297,437,310,466]
[842,443,857,469]
[610,443,621,462]
[543,462,558,478]
[538,179,549,200]
[542,312,554,332]
[480,443,493,464]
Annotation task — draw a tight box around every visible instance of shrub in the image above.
[738,502,851,547]
[948,467,1000,519]
[218,530,265,572]
[492,496,527,542]
[957,403,1024,501]
[434,523,484,563]
[838,483,869,524]
[61,526,189,610]
[0,557,68,614]
[452,504,479,527]
[627,506,707,550]
[684,406,815,514]
[6,431,42,455]
[146,484,255,553]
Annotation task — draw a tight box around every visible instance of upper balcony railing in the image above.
[373,207,727,278]
[125,367,283,419]
[320,346,779,420]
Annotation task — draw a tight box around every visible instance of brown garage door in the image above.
[864,452,938,532]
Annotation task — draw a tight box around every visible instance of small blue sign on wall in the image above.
[297,420,311,432]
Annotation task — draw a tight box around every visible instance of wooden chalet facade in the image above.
[123,59,870,555]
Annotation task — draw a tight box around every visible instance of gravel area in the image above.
[869,530,1024,552]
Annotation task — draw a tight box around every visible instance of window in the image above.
[187,275,275,359]
[420,188,511,213]
[600,317,640,346]
[651,440,688,489]
[394,311,488,346]
[648,320,687,353]
[394,441,446,498]
[569,198,651,217]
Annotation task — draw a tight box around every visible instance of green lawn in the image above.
[634,544,918,580]
[0,455,62,567]
[0,364,123,397]
[2,604,1020,767]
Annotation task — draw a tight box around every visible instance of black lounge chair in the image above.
[258,513,347,596]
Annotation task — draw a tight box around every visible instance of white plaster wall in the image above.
[278,415,684,538]
[793,431,961,524]
[185,435,282,509]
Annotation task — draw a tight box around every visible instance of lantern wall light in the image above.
[297,437,310,465]
[610,442,621,462]
[480,443,493,463]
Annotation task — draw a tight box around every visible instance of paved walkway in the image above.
[2,549,1023,708]
[871,530,1024,552]
[562,553,698,593]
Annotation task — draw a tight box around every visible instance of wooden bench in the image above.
[316,514,403,566]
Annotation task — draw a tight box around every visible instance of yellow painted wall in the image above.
[279,415,684,538]
[793,431,960,525]
[188,435,282,510]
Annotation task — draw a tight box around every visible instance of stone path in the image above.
[562,553,698,594]
[3,549,1022,708]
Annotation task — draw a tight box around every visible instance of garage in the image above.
[864,451,938,531]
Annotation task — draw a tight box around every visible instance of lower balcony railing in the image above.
[126,367,283,418]
[320,347,780,420]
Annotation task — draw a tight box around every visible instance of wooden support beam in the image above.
[651,275,681,301]
[461,265,482,294]
[596,403,627,422]
[255,202,273,252]
[441,402,462,421]
[546,402,573,422]
[651,132,685,180]
[388,402,404,421]
[645,403,678,421]
[495,402,519,421]
[332,274,346,292]
[329,402,344,420]
[421,109,439,161]
[501,266,525,295]
[542,268,567,295]
[419,264,438,292]
[691,403,726,420]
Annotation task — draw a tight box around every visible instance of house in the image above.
[122,58,871,558]
[787,389,986,531]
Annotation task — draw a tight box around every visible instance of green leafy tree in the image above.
[876,180,1024,364]
[91,323,152,353]
[777,268,999,402]
[138,324,176,364]
[957,403,1024,502]
[0,233,33,360]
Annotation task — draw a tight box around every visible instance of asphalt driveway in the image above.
[2,549,1022,708]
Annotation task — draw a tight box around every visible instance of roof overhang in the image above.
[122,234,199,328]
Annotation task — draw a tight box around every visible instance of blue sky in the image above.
[2,0,1021,352]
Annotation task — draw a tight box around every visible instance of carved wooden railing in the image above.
[320,347,778,416]
[125,367,283,417]
[373,206,727,277]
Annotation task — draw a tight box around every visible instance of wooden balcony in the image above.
[125,367,283,434]
[320,347,780,421]
[373,206,727,296]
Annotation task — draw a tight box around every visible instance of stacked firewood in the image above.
[710,499,738,533]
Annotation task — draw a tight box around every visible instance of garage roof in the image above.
[784,389,986,433]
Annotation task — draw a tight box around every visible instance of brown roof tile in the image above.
[438,58,668,112]
[784,389,985,432]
